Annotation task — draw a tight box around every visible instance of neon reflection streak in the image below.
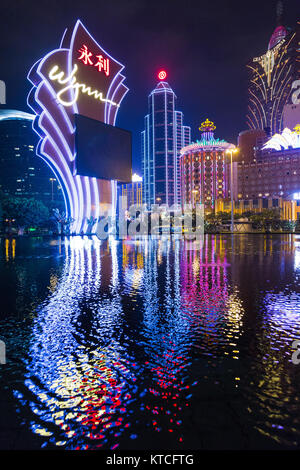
[257,289,300,438]
[10,237,256,449]
[294,238,300,271]
[186,237,244,370]
[140,239,192,441]
[20,238,139,449]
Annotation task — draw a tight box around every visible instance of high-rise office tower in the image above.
[118,173,143,210]
[0,107,64,208]
[246,3,300,136]
[141,73,191,207]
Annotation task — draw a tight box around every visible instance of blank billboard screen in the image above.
[75,114,132,183]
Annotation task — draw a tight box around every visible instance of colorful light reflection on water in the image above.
[0,234,300,449]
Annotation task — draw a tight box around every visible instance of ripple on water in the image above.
[0,235,300,449]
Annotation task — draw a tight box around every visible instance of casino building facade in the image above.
[27,20,129,234]
[237,126,300,201]
[180,120,236,212]
[142,77,191,208]
[246,14,300,135]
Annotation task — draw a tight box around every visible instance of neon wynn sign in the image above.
[48,64,119,108]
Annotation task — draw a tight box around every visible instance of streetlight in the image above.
[192,189,198,208]
[226,147,239,233]
[49,178,56,201]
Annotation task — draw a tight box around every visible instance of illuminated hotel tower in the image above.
[180,119,236,212]
[141,72,191,207]
[246,3,300,136]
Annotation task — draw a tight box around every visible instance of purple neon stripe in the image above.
[74,174,85,233]
[38,111,79,227]
[112,84,129,126]
[92,177,100,222]
[36,83,74,162]
[107,75,128,124]
[105,73,123,123]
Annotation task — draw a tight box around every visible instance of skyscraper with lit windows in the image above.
[141,75,191,207]
[0,107,64,207]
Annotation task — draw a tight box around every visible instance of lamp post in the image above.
[49,178,56,201]
[226,147,239,233]
[192,189,198,209]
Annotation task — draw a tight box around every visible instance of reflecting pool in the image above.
[0,234,300,449]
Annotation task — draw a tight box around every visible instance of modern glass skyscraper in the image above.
[0,107,64,208]
[141,80,191,207]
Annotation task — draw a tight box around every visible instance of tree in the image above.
[204,212,223,232]
[281,220,297,232]
[248,208,281,231]
[1,195,49,232]
[295,219,300,233]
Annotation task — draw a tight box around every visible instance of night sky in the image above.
[1,0,299,172]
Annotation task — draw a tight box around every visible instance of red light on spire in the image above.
[158,70,167,80]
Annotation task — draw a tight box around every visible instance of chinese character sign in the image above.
[78,44,110,77]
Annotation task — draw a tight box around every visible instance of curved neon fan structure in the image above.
[27,20,128,233]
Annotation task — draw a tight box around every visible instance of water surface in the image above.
[0,234,300,450]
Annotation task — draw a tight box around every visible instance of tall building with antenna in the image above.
[246,1,300,136]
[141,72,191,207]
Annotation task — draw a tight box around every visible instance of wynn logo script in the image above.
[48,64,119,108]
